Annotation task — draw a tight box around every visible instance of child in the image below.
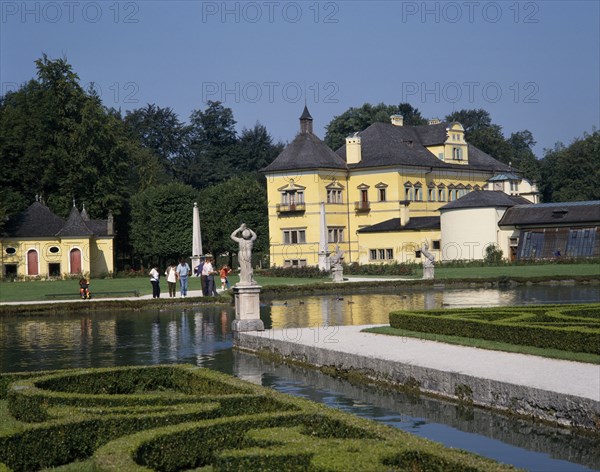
[79,278,91,299]
[219,265,232,290]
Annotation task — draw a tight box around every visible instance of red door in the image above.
[27,250,38,275]
[70,248,82,274]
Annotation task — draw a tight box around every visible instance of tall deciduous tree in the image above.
[129,183,200,266]
[124,104,187,177]
[197,176,269,262]
[177,101,238,188]
[540,130,600,202]
[0,55,134,220]
[506,130,540,182]
[233,123,284,175]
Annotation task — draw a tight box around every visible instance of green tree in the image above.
[324,102,400,150]
[177,101,238,188]
[197,176,269,262]
[129,183,200,266]
[124,103,187,177]
[540,130,600,202]
[506,130,540,182]
[232,123,284,175]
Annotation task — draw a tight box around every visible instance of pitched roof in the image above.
[440,191,531,210]
[336,122,512,172]
[498,201,600,227]
[261,131,347,172]
[2,202,65,237]
[56,206,94,237]
[357,216,440,233]
[3,202,111,238]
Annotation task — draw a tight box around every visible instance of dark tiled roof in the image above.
[336,122,512,172]
[440,191,531,210]
[87,220,110,236]
[57,206,94,236]
[498,201,600,227]
[3,202,65,237]
[357,216,440,233]
[4,202,112,238]
[261,131,347,172]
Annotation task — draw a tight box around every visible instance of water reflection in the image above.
[1,285,599,471]
[265,284,600,328]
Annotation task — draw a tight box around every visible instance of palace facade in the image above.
[262,107,539,266]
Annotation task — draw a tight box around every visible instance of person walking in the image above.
[176,258,191,297]
[164,262,177,298]
[149,265,160,299]
[219,265,232,290]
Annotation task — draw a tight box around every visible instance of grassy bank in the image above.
[0,263,598,303]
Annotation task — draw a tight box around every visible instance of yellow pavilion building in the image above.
[1,200,115,279]
[262,107,537,267]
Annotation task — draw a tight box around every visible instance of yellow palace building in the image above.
[262,107,537,267]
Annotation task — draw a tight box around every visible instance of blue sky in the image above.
[2,1,599,156]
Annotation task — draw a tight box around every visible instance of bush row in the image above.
[0,365,516,472]
[389,304,600,354]
[257,261,415,278]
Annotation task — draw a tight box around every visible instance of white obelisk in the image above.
[191,202,203,275]
[317,201,330,271]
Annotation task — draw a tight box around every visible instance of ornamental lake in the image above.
[1,284,599,471]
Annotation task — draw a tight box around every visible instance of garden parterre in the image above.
[389,304,600,355]
[0,365,517,471]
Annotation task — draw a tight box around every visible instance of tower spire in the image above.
[299,105,313,134]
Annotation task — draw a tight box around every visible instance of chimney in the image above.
[107,211,114,235]
[345,132,362,164]
[400,201,410,226]
[390,114,404,126]
[299,105,313,134]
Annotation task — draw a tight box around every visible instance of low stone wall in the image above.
[234,331,600,431]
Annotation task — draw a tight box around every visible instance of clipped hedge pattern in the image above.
[389,303,600,354]
[0,365,517,471]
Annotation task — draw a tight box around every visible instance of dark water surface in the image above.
[1,285,599,471]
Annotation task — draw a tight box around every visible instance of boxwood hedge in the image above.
[389,303,600,354]
[0,365,518,471]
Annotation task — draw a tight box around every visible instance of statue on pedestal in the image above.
[230,223,263,332]
[230,223,257,286]
[330,244,344,283]
[422,242,435,280]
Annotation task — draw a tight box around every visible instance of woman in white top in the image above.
[149,266,160,299]
[164,262,177,298]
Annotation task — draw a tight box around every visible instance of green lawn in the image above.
[0,263,598,302]
[0,274,330,302]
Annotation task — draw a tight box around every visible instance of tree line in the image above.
[1,56,597,270]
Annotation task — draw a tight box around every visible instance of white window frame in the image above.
[283,229,306,245]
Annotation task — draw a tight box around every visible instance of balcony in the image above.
[354,201,371,212]
[276,203,306,214]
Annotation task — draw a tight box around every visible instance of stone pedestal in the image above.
[423,267,435,280]
[232,284,264,332]
[331,267,344,283]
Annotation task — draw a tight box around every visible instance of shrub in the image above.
[389,304,600,354]
[0,365,515,472]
